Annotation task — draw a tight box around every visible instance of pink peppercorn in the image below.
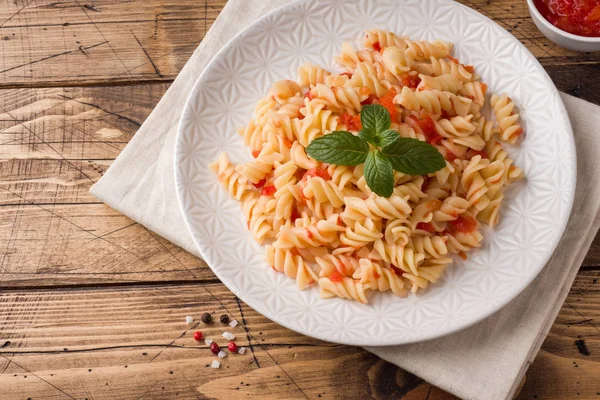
[210,342,220,355]
[227,342,238,352]
[193,331,203,341]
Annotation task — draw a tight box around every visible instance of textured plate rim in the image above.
[174,0,576,346]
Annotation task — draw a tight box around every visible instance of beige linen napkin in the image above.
[90,1,600,399]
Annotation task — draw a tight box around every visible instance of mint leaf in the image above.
[364,150,394,197]
[382,138,446,175]
[361,104,390,137]
[358,129,377,146]
[379,129,400,147]
[306,131,369,166]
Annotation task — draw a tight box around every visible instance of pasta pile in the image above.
[209,29,524,304]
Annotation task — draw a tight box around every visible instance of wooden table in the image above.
[0,1,598,399]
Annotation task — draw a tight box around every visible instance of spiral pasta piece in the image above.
[318,277,370,303]
[336,42,383,69]
[274,214,344,249]
[236,143,284,184]
[491,93,523,144]
[394,86,472,116]
[310,83,370,113]
[364,29,407,49]
[340,218,383,247]
[347,62,390,97]
[297,63,330,87]
[353,259,408,297]
[342,191,412,222]
[209,153,251,200]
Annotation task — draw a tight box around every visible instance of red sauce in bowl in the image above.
[533,0,600,37]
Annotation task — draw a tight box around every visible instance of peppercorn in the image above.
[220,314,229,324]
[201,312,212,323]
[193,331,203,341]
[227,342,238,352]
[210,342,220,355]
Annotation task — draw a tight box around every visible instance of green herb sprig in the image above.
[305,104,445,197]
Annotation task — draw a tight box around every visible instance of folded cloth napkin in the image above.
[90,1,600,398]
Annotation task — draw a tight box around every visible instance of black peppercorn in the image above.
[200,312,212,323]
[220,314,229,324]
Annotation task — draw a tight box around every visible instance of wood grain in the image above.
[0,0,598,399]
[0,274,598,399]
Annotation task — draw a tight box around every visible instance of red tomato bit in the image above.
[416,116,443,145]
[251,150,261,158]
[401,74,421,90]
[261,185,276,196]
[378,88,399,123]
[290,208,300,222]
[390,265,404,276]
[361,94,378,105]
[253,178,266,188]
[372,41,382,51]
[329,269,343,282]
[340,112,362,131]
[448,215,478,233]
[303,168,331,180]
[341,72,353,78]
[416,222,436,233]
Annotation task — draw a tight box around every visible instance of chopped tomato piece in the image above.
[340,113,362,131]
[445,150,457,162]
[305,229,314,240]
[283,138,293,148]
[447,56,459,64]
[471,149,488,159]
[373,270,381,279]
[329,269,343,282]
[304,90,314,101]
[361,94,378,105]
[481,83,488,94]
[303,167,331,181]
[448,215,478,233]
[290,208,300,222]
[341,72,353,78]
[252,150,261,158]
[416,222,436,233]
[465,65,475,74]
[378,88,399,123]
[514,127,524,137]
[261,185,276,196]
[401,74,421,90]
[390,265,404,276]
[417,116,443,145]
[253,178,266,188]
[458,251,468,260]
[372,41,381,52]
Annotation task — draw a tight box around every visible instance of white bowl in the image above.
[527,0,600,52]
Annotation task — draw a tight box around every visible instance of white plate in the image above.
[175,0,576,346]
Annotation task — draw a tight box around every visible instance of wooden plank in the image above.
[0,0,226,88]
[0,0,596,88]
[0,204,213,287]
[1,274,598,400]
[0,85,169,161]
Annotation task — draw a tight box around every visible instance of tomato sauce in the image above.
[378,88,399,123]
[340,113,362,131]
[448,215,478,233]
[303,167,331,180]
[533,0,600,37]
